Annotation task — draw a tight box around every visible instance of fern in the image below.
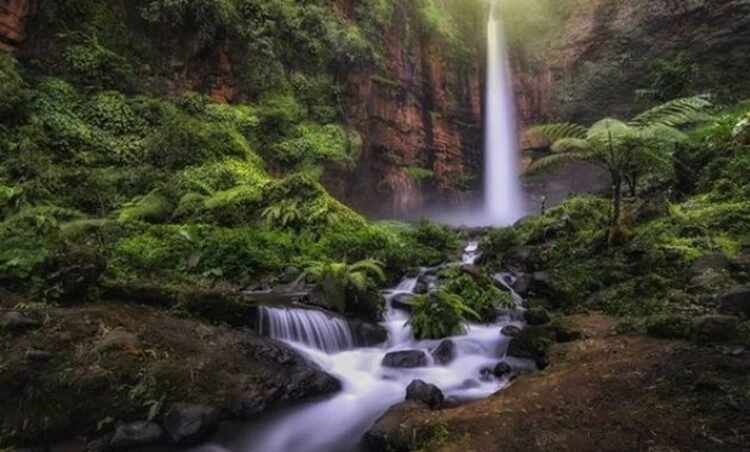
[528,122,588,142]
[629,96,711,128]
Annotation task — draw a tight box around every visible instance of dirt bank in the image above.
[367,314,750,451]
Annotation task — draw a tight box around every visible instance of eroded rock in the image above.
[163,403,219,448]
[405,379,444,409]
[110,421,162,449]
[382,350,428,368]
[431,339,456,365]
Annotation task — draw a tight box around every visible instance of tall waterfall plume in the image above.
[484,0,524,224]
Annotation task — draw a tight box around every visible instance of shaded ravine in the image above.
[190,243,531,452]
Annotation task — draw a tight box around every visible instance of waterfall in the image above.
[485,0,523,224]
[256,307,355,353]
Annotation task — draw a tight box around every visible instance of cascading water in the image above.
[484,0,524,225]
[193,243,531,452]
[256,307,355,353]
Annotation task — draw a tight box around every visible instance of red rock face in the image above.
[0,0,34,51]
[339,1,484,217]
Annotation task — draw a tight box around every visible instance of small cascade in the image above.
[256,307,355,353]
[462,241,481,265]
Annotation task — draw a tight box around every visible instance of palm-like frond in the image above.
[528,123,588,142]
[551,137,590,153]
[629,96,711,128]
[635,123,688,143]
[348,259,386,283]
[525,151,589,175]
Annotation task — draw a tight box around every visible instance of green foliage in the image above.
[439,267,514,322]
[405,167,434,183]
[298,259,386,316]
[650,54,699,102]
[409,289,479,340]
[116,190,175,223]
[63,36,134,92]
[273,124,361,167]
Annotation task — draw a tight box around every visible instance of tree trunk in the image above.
[612,176,622,226]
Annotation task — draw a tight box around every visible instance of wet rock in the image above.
[351,320,388,346]
[391,293,415,311]
[506,326,553,369]
[459,378,482,390]
[431,339,456,365]
[363,401,431,452]
[0,311,42,334]
[163,403,219,447]
[502,246,543,273]
[493,361,513,378]
[95,329,141,353]
[382,350,428,368]
[87,434,112,452]
[413,281,428,294]
[693,315,739,342]
[279,266,301,284]
[717,286,750,318]
[110,421,162,449]
[24,350,53,363]
[510,273,533,295]
[524,307,551,325]
[405,379,444,409]
[501,325,522,337]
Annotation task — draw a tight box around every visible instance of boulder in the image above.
[110,421,163,449]
[506,326,552,369]
[405,379,444,409]
[163,403,219,447]
[431,339,456,365]
[502,246,543,273]
[351,320,388,346]
[501,325,522,337]
[0,311,42,334]
[95,329,141,354]
[382,350,428,368]
[391,293,415,311]
[510,273,533,295]
[493,361,513,378]
[524,307,551,325]
[717,286,750,318]
[413,281,428,295]
[688,253,732,292]
[692,315,740,342]
[363,401,432,452]
[279,266,301,284]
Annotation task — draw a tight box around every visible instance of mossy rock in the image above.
[646,315,694,340]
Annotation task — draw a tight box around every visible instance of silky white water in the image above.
[484,0,524,224]
[192,245,528,452]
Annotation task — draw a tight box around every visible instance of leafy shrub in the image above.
[273,123,361,167]
[63,37,134,92]
[409,289,478,340]
[440,268,513,322]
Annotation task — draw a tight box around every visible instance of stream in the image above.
[190,243,530,452]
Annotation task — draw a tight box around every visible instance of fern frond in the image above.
[528,122,588,142]
[348,259,386,283]
[525,152,588,175]
[629,96,711,128]
[551,137,590,153]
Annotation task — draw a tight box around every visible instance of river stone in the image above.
[413,281,428,295]
[493,361,512,378]
[0,311,42,334]
[364,401,431,452]
[351,320,388,346]
[717,286,750,318]
[501,325,522,337]
[431,339,456,365]
[382,350,428,368]
[163,403,219,447]
[110,421,162,449]
[391,293,415,311]
[405,379,444,409]
[510,273,533,295]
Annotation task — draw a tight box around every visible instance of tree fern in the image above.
[526,151,590,175]
[528,122,588,142]
[629,96,711,128]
